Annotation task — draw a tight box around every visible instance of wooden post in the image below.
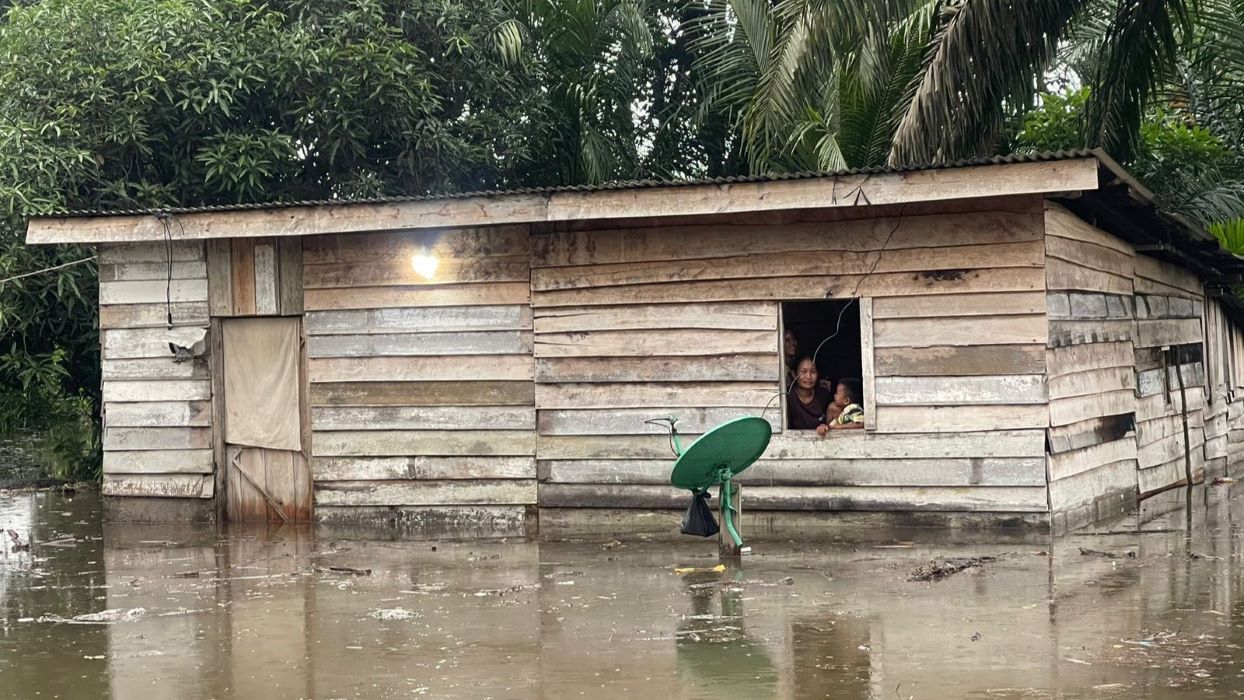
[718,483,743,559]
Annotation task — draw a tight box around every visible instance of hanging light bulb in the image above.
[411,249,439,280]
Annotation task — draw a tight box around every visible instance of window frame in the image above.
[777,297,875,434]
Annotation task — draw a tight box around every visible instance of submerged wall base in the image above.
[315,505,538,540]
[103,496,217,523]
[1051,487,1137,535]
[537,508,1051,541]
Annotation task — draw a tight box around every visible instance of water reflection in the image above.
[0,490,110,699]
[675,569,778,697]
[7,487,1244,697]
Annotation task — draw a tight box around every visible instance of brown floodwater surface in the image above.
[5,486,1244,698]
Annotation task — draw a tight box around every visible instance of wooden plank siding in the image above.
[531,197,1052,517]
[303,227,538,519]
[1202,298,1244,481]
[99,241,216,499]
[1040,201,1237,530]
[87,192,1244,532]
[209,237,302,317]
[1130,252,1208,496]
[1043,202,1139,527]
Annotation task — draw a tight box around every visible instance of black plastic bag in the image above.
[680,490,719,537]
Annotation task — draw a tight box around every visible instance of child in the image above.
[816,378,864,435]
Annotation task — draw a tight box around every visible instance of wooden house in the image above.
[27,149,1244,535]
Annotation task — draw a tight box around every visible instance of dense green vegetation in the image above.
[2,0,1243,479]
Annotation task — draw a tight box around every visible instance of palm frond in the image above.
[689,0,917,172]
[1175,179,1244,224]
[889,0,1082,165]
[1083,0,1190,160]
[1179,0,1244,149]
[493,18,527,66]
[843,0,938,166]
[1210,218,1244,255]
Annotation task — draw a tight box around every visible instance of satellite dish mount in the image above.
[657,416,772,556]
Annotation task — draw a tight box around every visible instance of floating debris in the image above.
[909,556,996,582]
[326,566,372,576]
[473,583,539,597]
[1078,547,1136,559]
[369,608,419,621]
[39,608,146,624]
[5,529,29,552]
[674,564,726,575]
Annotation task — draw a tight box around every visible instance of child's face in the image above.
[833,383,849,407]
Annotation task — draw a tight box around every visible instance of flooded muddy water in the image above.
[5,487,1244,698]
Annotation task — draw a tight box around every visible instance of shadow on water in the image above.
[8,484,1244,697]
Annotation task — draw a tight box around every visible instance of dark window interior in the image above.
[782,300,863,428]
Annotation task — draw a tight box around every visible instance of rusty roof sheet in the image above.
[42,149,1101,218]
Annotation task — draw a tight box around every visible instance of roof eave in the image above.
[26,156,1102,245]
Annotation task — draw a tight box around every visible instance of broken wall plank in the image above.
[103,474,214,498]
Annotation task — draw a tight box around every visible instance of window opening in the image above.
[782,300,865,432]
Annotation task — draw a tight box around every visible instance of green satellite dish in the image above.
[664,416,772,552]
[671,416,772,490]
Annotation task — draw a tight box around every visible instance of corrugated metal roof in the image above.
[42,149,1100,218]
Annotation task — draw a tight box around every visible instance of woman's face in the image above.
[783,331,797,358]
[796,359,818,390]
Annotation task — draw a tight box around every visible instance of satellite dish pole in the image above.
[657,416,772,559]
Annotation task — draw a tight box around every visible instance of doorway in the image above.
[220,317,312,522]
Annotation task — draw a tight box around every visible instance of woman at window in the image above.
[788,356,833,430]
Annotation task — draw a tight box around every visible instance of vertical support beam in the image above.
[859,297,876,430]
[296,317,313,521]
[209,318,227,523]
[718,483,742,559]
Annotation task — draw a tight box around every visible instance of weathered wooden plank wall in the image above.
[303,225,536,535]
[1042,202,1241,531]
[531,198,1051,523]
[1043,203,1138,530]
[99,241,215,499]
[1203,299,1244,478]
[1130,241,1211,498]
[207,237,302,316]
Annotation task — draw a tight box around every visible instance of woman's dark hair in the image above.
[837,378,862,403]
[794,355,816,370]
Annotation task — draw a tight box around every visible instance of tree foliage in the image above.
[0,0,551,478]
[4,0,1244,479]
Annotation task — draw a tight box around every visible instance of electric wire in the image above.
[759,204,908,422]
[154,212,185,329]
[0,255,97,285]
[808,205,908,367]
